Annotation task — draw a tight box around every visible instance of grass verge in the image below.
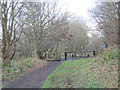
[3,58,47,83]
[42,46,118,88]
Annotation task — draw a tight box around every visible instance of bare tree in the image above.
[65,18,89,53]
[0,0,24,66]
[21,1,69,59]
[90,2,118,46]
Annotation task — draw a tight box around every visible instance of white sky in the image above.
[59,0,96,19]
[59,0,99,37]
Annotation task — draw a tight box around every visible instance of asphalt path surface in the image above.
[3,57,90,89]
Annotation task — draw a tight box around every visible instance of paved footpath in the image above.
[3,57,87,89]
[3,61,62,88]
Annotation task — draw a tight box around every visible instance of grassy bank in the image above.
[3,58,47,82]
[42,46,118,88]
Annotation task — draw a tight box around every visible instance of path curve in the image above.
[3,61,61,88]
[3,57,88,89]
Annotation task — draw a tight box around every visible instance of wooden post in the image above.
[72,53,74,58]
[45,52,47,58]
[74,52,76,57]
[93,50,96,56]
[87,54,90,57]
[65,52,67,61]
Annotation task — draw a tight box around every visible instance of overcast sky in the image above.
[59,0,98,31]
[59,0,99,37]
[59,0,96,19]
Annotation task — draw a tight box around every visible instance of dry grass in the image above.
[2,58,48,85]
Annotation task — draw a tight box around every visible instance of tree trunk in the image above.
[2,45,11,67]
[33,29,37,58]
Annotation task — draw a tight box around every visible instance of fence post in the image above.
[65,52,67,61]
[71,53,73,58]
[93,50,96,56]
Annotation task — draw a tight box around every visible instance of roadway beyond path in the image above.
[3,57,88,89]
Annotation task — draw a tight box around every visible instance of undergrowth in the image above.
[3,58,47,82]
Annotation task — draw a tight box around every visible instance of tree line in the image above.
[0,0,89,67]
[0,0,119,67]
